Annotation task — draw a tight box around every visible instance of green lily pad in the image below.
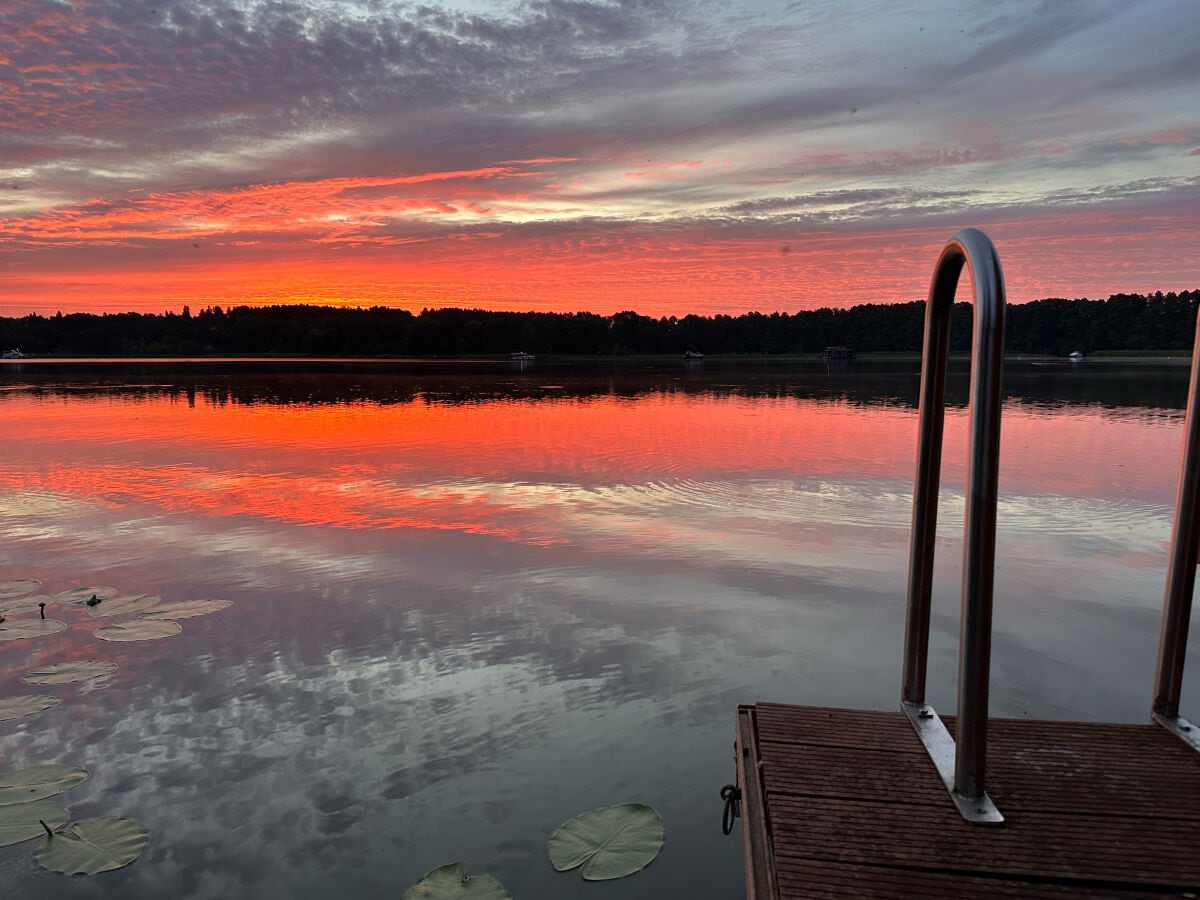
[54,587,119,605]
[548,803,664,880]
[0,594,54,616]
[22,661,118,685]
[36,816,149,875]
[94,619,181,642]
[0,800,68,847]
[0,619,67,641]
[402,862,511,899]
[0,695,61,722]
[140,598,232,620]
[0,765,89,806]
[0,579,41,600]
[87,594,161,618]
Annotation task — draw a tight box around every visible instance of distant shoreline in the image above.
[2,291,1197,359]
[2,351,1192,365]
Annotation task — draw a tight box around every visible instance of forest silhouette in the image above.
[1,290,1196,358]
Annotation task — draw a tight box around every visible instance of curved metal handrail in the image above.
[900,228,1006,824]
[1153,310,1200,752]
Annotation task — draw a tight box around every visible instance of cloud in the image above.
[0,0,1197,314]
[943,0,1124,81]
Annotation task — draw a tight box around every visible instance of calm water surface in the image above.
[0,359,1195,898]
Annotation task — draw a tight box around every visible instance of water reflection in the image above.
[0,361,1194,899]
[0,357,1192,411]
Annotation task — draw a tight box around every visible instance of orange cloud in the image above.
[2,165,1197,316]
[3,161,573,248]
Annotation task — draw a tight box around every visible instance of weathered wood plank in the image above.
[759,735,1200,818]
[773,858,1156,899]
[754,702,928,754]
[735,705,776,900]
[769,795,1200,886]
[760,742,947,807]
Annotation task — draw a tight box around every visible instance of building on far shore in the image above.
[822,346,855,361]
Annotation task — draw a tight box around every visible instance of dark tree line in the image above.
[1,290,1196,357]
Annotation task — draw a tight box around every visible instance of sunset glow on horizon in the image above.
[2,0,1198,317]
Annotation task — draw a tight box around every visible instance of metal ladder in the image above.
[899,228,1007,825]
[1153,313,1200,752]
[900,228,1200,826]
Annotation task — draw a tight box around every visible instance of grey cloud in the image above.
[0,0,742,195]
[719,188,981,215]
[946,0,1124,81]
[1088,43,1200,97]
[1038,175,1200,207]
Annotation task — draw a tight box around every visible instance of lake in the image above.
[0,358,1195,898]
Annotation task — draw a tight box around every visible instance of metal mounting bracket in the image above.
[902,700,1004,824]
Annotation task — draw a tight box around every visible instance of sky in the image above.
[1,0,1198,317]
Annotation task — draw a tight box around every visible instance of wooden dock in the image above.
[728,233,1200,897]
[734,703,1200,898]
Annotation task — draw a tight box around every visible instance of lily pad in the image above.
[54,586,119,605]
[0,765,89,806]
[36,816,149,875]
[94,619,181,642]
[402,862,511,899]
[0,579,41,600]
[0,695,61,722]
[0,800,68,847]
[0,619,67,641]
[22,661,118,685]
[0,594,54,616]
[140,598,232,620]
[548,803,664,880]
[87,594,161,618]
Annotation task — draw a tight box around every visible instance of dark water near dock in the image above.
[0,358,1194,898]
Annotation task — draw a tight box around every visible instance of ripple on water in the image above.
[607,476,913,529]
[998,493,1169,553]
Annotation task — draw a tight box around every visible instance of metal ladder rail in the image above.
[1153,309,1200,753]
[900,228,1006,825]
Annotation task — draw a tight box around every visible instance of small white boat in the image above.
[509,351,535,361]
[682,350,704,360]
[2,349,28,359]
[1068,351,1084,362]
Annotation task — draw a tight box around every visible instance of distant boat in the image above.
[2,349,28,359]
[509,351,535,361]
[1068,351,1084,361]
[823,346,855,361]
[682,350,704,360]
